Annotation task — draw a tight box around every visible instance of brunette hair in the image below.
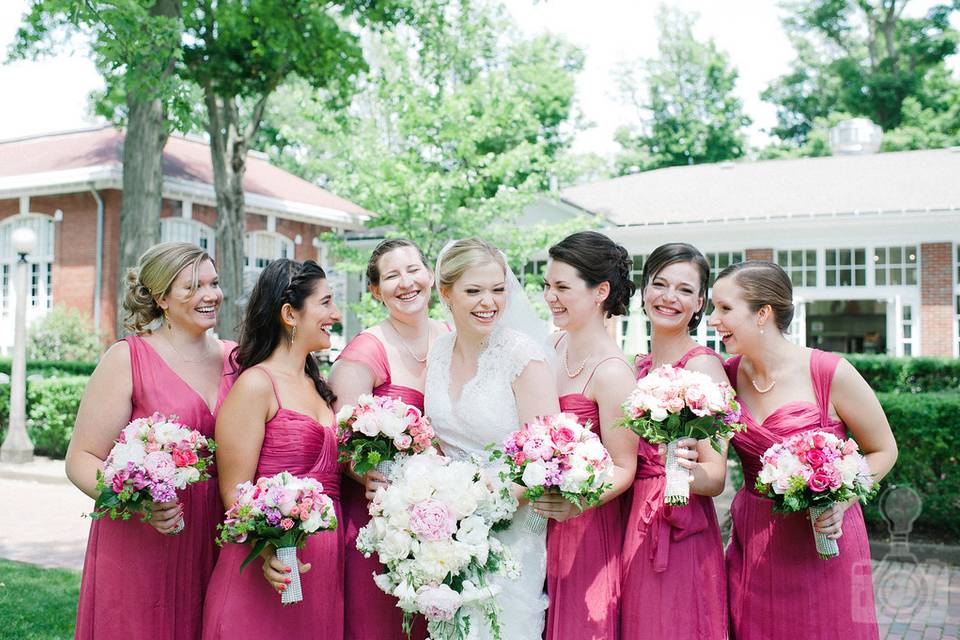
[640,243,711,329]
[714,260,795,332]
[365,238,429,286]
[548,231,635,317]
[234,259,336,406]
[122,242,212,333]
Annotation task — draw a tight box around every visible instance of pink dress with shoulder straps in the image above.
[74,335,238,640]
[620,346,727,640]
[544,353,628,640]
[339,332,428,640]
[726,349,878,639]
[202,366,344,639]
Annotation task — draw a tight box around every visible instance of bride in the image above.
[424,238,560,639]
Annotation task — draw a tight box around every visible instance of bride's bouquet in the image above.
[92,412,215,532]
[620,365,745,505]
[357,451,520,640]
[216,471,338,604]
[337,394,436,475]
[755,430,874,559]
[497,413,615,534]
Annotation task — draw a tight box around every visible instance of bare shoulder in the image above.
[685,353,727,382]
[590,355,635,386]
[231,367,276,400]
[91,340,132,379]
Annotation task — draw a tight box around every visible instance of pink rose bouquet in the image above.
[620,365,745,505]
[356,451,519,639]
[336,394,436,476]
[216,471,338,604]
[92,412,215,532]
[497,413,615,534]
[755,430,875,559]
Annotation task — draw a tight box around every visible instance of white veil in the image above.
[435,240,552,355]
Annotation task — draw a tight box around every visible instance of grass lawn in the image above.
[0,559,79,640]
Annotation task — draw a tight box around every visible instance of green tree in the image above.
[27,305,103,362]
[613,7,751,175]
[11,0,187,335]
[258,0,593,325]
[764,0,958,143]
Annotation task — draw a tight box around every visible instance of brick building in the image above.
[0,127,369,352]
[540,145,960,357]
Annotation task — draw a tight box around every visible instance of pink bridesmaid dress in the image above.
[545,357,625,640]
[74,335,238,640]
[620,346,727,640]
[725,350,879,640]
[202,367,344,639]
[339,332,427,640]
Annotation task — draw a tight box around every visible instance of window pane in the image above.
[891,269,902,285]
[874,248,884,265]
[855,249,865,265]
[903,324,912,339]
[891,246,902,263]
[906,268,917,285]
[876,270,886,286]
[904,343,912,356]
[855,270,865,286]
[777,253,788,267]
[840,249,851,266]
[826,271,837,286]
[907,248,917,263]
[791,272,801,286]
[826,250,836,266]
[790,250,801,264]
[806,250,816,265]
[804,271,816,286]
[903,306,912,320]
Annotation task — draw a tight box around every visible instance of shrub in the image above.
[27,305,102,362]
[0,358,97,378]
[0,376,88,459]
[863,392,960,538]
[845,355,960,393]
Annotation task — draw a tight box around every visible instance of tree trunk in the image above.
[115,0,180,337]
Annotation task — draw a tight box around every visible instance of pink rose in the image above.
[685,385,709,416]
[409,499,456,541]
[171,447,199,468]
[807,470,831,492]
[522,435,554,461]
[395,434,414,450]
[811,433,827,449]
[842,439,859,456]
[111,470,127,494]
[280,517,295,530]
[550,426,577,453]
[804,448,827,469]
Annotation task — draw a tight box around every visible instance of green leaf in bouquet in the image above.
[684,415,717,439]
[240,539,269,573]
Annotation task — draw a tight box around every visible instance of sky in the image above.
[0,0,956,155]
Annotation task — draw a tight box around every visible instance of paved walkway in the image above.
[0,458,956,638]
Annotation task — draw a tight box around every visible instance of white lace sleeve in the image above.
[502,328,548,381]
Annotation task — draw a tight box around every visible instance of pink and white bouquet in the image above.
[216,471,338,604]
[357,451,519,640]
[620,365,745,506]
[755,430,874,559]
[337,394,436,476]
[497,413,615,534]
[92,412,215,531]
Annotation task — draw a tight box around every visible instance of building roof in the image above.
[560,148,960,226]
[0,127,370,229]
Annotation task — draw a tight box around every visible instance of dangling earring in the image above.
[759,326,765,335]
[163,309,171,330]
[289,325,297,346]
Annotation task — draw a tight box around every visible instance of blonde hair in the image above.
[436,238,506,294]
[123,242,212,333]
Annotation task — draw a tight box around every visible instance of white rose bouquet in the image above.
[356,451,519,640]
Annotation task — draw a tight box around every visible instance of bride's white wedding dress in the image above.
[424,325,549,640]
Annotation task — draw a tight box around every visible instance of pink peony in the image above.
[143,451,175,482]
[522,435,554,461]
[409,499,457,541]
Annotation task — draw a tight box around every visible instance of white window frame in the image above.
[160,217,216,258]
[244,231,295,273]
[698,251,744,352]
[873,245,918,287]
[776,249,818,288]
[0,213,56,352]
[824,247,868,288]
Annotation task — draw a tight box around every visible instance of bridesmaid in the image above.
[330,238,445,640]
[203,259,345,639]
[68,242,236,640]
[709,260,897,640]
[535,231,638,640]
[620,243,729,639]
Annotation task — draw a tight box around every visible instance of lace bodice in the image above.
[424,325,550,640]
[425,326,546,458]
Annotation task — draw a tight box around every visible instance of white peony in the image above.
[110,439,147,469]
[521,460,548,487]
[172,466,200,489]
[416,583,462,621]
[379,528,414,563]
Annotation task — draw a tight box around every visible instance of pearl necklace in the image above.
[386,319,430,363]
[563,342,593,378]
[751,376,776,393]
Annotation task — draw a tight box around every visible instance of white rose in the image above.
[521,461,548,487]
[379,528,414,563]
[400,474,434,505]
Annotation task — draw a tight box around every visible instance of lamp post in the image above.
[1,226,37,463]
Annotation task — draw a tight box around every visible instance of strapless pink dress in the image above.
[75,335,238,640]
[339,332,427,640]
[202,367,344,639]
[725,350,878,639]
[620,346,727,639]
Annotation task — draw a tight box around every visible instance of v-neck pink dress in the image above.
[202,366,344,639]
[75,335,238,640]
[620,346,727,640]
[339,332,428,640]
[544,356,626,640]
[725,350,878,640]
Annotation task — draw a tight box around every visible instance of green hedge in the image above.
[863,392,960,538]
[0,376,88,459]
[846,355,960,393]
[0,358,97,378]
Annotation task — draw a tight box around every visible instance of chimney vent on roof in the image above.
[829,118,882,155]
